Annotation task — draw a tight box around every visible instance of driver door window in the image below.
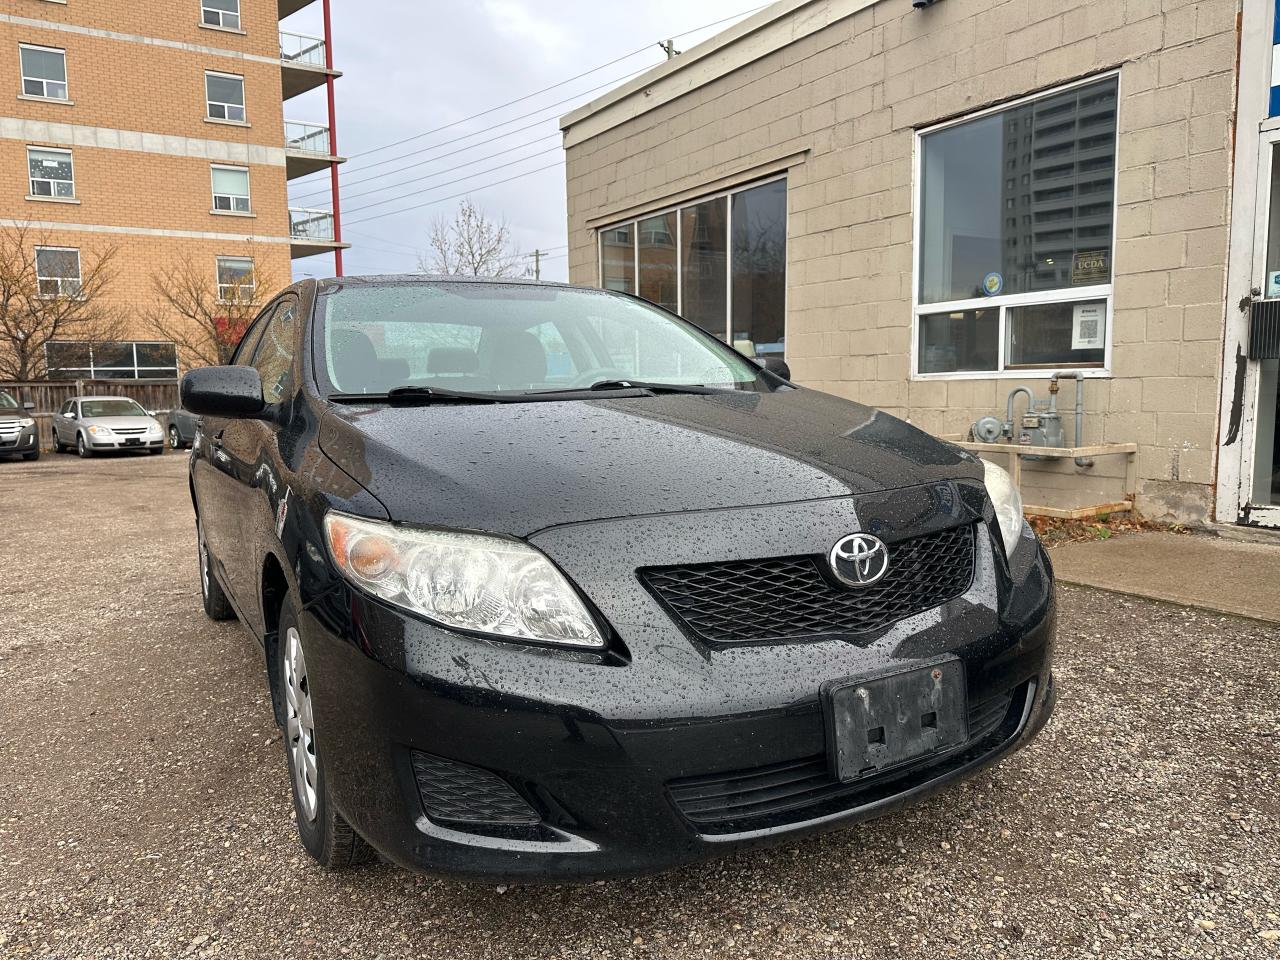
[251,299,299,404]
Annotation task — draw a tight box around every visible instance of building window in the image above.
[211,165,250,213]
[35,246,81,298]
[45,341,179,380]
[915,75,1118,376]
[27,146,74,199]
[205,71,245,122]
[216,256,255,301]
[597,176,788,358]
[19,44,68,100]
[201,0,241,29]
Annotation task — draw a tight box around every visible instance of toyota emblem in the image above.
[829,534,890,587]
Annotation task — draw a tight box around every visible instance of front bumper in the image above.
[86,434,164,450]
[297,486,1058,882]
[0,424,38,455]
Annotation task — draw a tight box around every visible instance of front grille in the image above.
[641,524,976,645]
[410,751,540,827]
[112,427,146,436]
[667,684,1026,834]
[0,424,20,440]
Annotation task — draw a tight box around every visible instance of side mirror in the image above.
[22,401,34,411]
[761,356,791,381]
[181,365,266,418]
[63,411,75,419]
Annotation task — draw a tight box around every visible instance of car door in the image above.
[215,294,302,610]
[54,400,72,444]
[191,302,277,606]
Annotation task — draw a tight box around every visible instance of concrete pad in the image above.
[1050,532,1280,623]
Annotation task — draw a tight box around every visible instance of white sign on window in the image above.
[1071,303,1105,350]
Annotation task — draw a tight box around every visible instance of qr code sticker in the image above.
[1078,317,1098,340]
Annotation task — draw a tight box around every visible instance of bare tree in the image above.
[0,224,123,381]
[144,248,281,368]
[420,198,522,277]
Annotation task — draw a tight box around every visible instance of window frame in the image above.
[27,145,75,199]
[595,172,788,353]
[210,163,251,213]
[34,245,81,299]
[204,70,246,123]
[910,71,1121,381]
[44,340,179,379]
[19,43,68,101]
[201,0,242,30]
[215,255,255,303]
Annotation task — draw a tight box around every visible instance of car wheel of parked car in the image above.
[197,520,235,621]
[278,594,374,869]
[52,430,64,453]
[76,434,91,458]
[168,425,182,449]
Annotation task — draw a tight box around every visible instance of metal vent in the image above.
[640,525,976,645]
[1250,299,1280,360]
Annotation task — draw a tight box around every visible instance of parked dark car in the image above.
[0,390,39,460]
[164,406,199,449]
[182,276,1055,881]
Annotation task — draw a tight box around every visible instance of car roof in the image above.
[71,396,145,402]
[313,273,583,294]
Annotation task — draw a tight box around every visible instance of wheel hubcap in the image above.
[169,427,179,447]
[198,527,210,599]
[284,626,319,821]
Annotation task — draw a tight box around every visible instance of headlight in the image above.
[17,417,33,428]
[982,460,1027,560]
[323,512,605,648]
[88,424,113,436]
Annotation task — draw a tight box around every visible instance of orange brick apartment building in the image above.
[0,0,347,378]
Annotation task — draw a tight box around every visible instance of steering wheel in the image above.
[565,367,633,388]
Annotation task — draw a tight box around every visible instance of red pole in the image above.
[322,0,342,276]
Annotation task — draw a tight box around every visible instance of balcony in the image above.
[283,121,344,179]
[278,0,318,17]
[289,208,350,259]
[280,30,340,99]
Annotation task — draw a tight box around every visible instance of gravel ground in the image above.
[1,453,1278,960]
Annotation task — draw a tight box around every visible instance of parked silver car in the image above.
[52,396,166,458]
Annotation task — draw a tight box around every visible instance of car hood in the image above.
[0,410,26,421]
[83,416,160,430]
[318,387,982,537]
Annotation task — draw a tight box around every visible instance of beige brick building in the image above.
[561,0,1280,532]
[0,0,347,378]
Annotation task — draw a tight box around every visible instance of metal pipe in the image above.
[322,0,343,277]
[1049,372,1093,467]
[1004,386,1034,440]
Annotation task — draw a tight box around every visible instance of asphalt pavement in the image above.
[1,453,1278,959]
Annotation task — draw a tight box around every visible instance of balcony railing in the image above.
[284,121,331,155]
[290,208,335,241]
[280,31,326,68]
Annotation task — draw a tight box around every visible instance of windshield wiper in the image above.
[328,385,504,405]
[580,379,725,395]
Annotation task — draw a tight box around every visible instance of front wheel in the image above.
[51,430,64,453]
[76,434,92,458]
[168,425,182,449]
[278,594,375,869]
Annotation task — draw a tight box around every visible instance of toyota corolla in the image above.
[182,275,1055,880]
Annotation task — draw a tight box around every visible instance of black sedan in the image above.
[182,275,1055,881]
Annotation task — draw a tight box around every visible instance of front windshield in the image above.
[316,282,765,396]
[81,398,147,418]
[0,391,16,410]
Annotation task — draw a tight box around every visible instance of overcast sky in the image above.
[283,1,764,283]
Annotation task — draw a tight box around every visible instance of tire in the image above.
[76,433,92,458]
[277,593,375,869]
[52,429,64,453]
[197,519,236,621]
[168,425,182,449]
[22,448,38,461]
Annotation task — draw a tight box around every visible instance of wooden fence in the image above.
[1,379,180,452]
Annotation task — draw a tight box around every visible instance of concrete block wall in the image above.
[564,0,1239,523]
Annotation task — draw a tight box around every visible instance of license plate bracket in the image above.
[124,437,140,445]
[823,659,968,783]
